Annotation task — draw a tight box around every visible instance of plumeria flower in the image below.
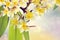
[11,19,29,33]
[32,0,40,5]
[12,1,18,6]
[10,18,18,26]
[5,1,11,7]
[2,7,10,16]
[6,6,20,17]
[20,21,29,32]
[10,14,20,25]
[35,7,46,15]
[0,0,4,2]
[55,0,60,6]
[0,0,5,6]
[18,0,27,8]
[25,10,33,20]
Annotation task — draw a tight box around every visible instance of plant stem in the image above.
[15,26,17,40]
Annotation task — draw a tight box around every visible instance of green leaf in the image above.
[0,15,8,37]
[16,27,23,40]
[23,31,30,40]
[8,24,15,40]
[0,6,4,11]
[8,24,23,40]
[0,6,4,14]
[53,4,58,10]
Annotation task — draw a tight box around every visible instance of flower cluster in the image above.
[0,0,59,32]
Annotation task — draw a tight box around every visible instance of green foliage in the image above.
[53,4,58,10]
[0,6,4,11]
[9,24,23,40]
[0,6,4,14]
[23,31,30,40]
[0,15,8,37]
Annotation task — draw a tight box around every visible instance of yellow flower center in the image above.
[13,1,18,6]
[6,2,11,7]
[11,18,18,25]
[32,0,40,5]
[36,7,45,15]
[25,11,33,19]
[21,21,28,30]
[55,0,60,5]
[19,2,24,5]
[3,9,9,14]
[0,0,4,2]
